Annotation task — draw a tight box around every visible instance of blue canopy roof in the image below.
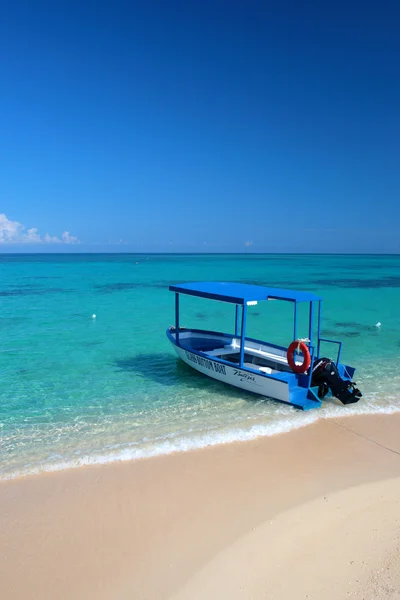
[169,282,321,304]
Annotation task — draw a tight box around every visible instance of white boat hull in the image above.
[173,344,290,403]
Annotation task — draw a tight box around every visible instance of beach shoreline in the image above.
[3,402,400,483]
[1,412,400,599]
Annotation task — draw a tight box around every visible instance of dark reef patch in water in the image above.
[17,369,30,375]
[195,312,207,320]
[312,276,400,288]
[334,321,376,333]
[22,276,62,280]
[321,262,395,271]
[238,279,316,291]
[0,316,28,325]
[94,282,141,293]
[82,341,103,348]
[94,281,182,293]
[321,329,361,339]
[150,280,200,290]
[0,287,74,297]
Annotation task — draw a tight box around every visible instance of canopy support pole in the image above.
[175,293,180,344]
[240,304,247,367]
[317,301,322,357]
[235,305,240,336]
[308,301,314,347]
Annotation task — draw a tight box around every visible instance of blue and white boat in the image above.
[166,282,362,410]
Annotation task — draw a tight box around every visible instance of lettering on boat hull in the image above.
[185,350,226,375]
[233,369,256,383]
[176,346,289,403]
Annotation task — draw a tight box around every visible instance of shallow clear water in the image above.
[1,253,399,479]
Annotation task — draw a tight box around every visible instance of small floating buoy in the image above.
[375,322,381,328]
[92,314,97,319]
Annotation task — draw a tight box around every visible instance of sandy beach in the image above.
[1,412,400,600]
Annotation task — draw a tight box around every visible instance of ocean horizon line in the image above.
[1,251,400,257]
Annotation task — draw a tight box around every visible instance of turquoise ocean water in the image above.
[1,253,400,480]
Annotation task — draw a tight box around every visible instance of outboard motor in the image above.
[311,358,362,405]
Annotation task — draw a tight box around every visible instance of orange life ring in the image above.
[287,340,311,374]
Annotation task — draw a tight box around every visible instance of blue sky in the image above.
[1,0,399,253]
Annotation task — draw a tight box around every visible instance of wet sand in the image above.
[1,413,400,600]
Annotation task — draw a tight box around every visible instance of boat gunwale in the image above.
[167,326,289,354]
[166,327,294,384]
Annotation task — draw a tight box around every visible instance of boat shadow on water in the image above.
[114,353,273,403]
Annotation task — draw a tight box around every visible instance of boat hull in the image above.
[172,343,291,404]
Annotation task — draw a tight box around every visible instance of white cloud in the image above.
[43,233,61,243]
[244,240,253,247]
[0,213,24,242]
[25,228,41,243]
[0,213,80,244]
[61,231,79,244]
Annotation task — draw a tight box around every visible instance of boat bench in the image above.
[243,363,274,374]
[206,346,238,357]
[206,344,302,367]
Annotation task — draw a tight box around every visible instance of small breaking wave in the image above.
[2,392,400,481]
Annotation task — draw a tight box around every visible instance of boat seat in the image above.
[243,362,258,370]
[242,363,276,374]
[230,344,302,366]
[206,347,237,357]
[206,344,301,367]
[259,366,273,374]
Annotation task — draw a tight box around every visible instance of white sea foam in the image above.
[2,394,400,481]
